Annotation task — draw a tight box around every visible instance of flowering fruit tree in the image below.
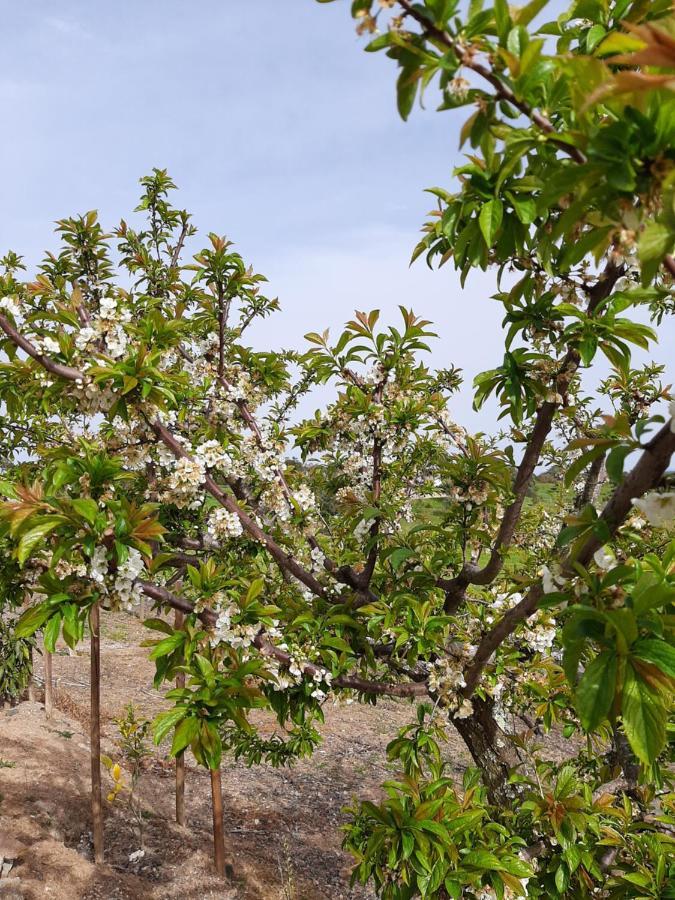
[1,0,675,894]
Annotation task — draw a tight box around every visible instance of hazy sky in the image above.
[1,1,672,429]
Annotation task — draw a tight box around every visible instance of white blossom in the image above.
[0,295,21,317]
[632,492,675,527]
[89,546,109,587]
[593,547,615,570]
[207,507,244,540]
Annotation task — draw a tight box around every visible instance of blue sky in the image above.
[1,1,672,429]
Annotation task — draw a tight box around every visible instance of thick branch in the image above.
[441,263,624,611]
[0,314,82,382]
[462,421,675,695]
[574,453,605,512]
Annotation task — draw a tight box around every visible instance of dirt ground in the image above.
[0,611,477,899]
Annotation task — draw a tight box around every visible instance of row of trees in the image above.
[1,0,674,895]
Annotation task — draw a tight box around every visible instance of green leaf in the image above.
[149,632,185,660]
[71,498,100,526]
[575,650,617,731]
[622,663,667,764]
[170,714,200,756]
[559,225,613,270]
[463,850,505,871]
[586,24,605,52]
[639,221,674,285]
[143,617,175,635]
[632,580,675,616]
[43,614,61,653]
[508,193,537,225]
[632,640,675,680]
[389,547,415,572]
[14,603,52,638]
[479,198,504,247]
[513,0,550,26]
[153,707,188,745]
[17,516,68,566]
[397,67,418,121]
[246,578,265,603]
[596,31,644,57]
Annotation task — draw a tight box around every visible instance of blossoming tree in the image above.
[1,0,675,894]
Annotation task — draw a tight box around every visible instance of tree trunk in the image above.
[90,602,104,864]
[174,610,186,826]
[451,696,520,805]
[210,767,226,876]
[608,726,640,798]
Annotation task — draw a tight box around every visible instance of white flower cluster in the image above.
[294,485,316,513]
[207,507,244,540]
[541,565,567,595]
[88,546,144,611]
[448,480,490,506]
[308,668,333,702]
[523,622,556,654]
[32,335,61,356]
[74,295,131,359]
[195,440,232,471]
[114,548,144,611]
[266,653,333,701]
[310,544,325,572]
[261,482,291,522]
[89,547,109,586]
[210,599,259,651]
[428,643,475,716]
[488,590,558,659]
[164,457,206,508]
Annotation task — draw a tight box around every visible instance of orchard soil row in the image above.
[0,611,570,899]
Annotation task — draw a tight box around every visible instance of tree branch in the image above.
[151,421,329,599]
[461,421,675,696]
[0,314,82,382]
[136,578,428,698]
[396,0,587,164]
[441,262,624,611]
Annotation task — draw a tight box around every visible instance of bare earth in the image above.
[0,611,476,900]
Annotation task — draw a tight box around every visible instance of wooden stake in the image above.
[174,609,186,826]
[90,602,104,864]
[44,649,53,719]
[210,767,226,876]
[27,646,38,702]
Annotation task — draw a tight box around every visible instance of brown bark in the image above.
[44,649,53,719]
[90,602,104,864]
[210,767,226,876]
[451,696,520,805]
[608,727,640,798]
[174,610,186,827]
[27,646,38,702]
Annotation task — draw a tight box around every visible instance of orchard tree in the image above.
[0,0,673,895]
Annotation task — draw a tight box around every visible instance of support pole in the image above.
[44,649,53,719]
[27,646,38,701]
[174,609,186,826]
[90,602,104,864]
[210,767,226,876]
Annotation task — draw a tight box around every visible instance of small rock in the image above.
[128,849,145,863]
[0,836,26,872]
[0,877,24,900]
